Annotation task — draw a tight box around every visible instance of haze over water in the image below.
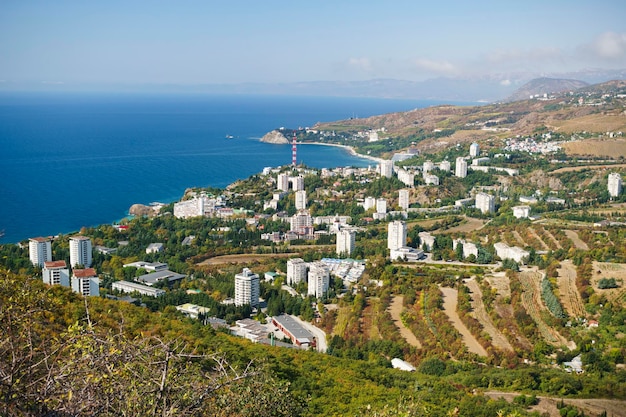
[0,93,446,243]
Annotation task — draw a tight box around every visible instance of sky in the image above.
[1,0,625,89]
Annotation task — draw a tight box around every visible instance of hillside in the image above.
[301,80,626,158]
[505,77,589,102]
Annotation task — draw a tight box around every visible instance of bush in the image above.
[598,278,619,289]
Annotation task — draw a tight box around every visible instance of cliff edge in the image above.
[260,130,289,144]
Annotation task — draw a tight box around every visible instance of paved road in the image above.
[290,314,328,353]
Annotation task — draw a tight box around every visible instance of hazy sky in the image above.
[1,1,625,88]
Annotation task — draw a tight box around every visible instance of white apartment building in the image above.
[287,258,308,285]
[42,260,69,287]
[418,231,435,250]
[277,173,290,192]
[512,205,531,219]
[398,189,410,211]
[470,142,480,157]
[295,190,307,210]
[423,160,434,174]
[234,268,260,307]
[455,157,468,178]
[363,196,376,211]
[397,169,415,187]
[378,160,394,178]
[307,261,330,298]
[439,160,451,172]
[290,210,313,239]
[69,236,92,268]
[376,198,387,214]
[71,268,100,297]
[29,237,52,267]
[452,239,479,259]
[608,172,622,197]
[290,175,305,191]
[336,229,356,256]
[475,192,495,214]
[424,174,440,185]
[387,220,407,251]
[494,242,529,264]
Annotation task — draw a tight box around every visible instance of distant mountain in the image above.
[505,78,589,102]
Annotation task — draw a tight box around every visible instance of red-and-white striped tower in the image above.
[291,132,297,166]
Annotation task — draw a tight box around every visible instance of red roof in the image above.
[30,237,50,243]
[44,260,67,268]
[73,268,97,278]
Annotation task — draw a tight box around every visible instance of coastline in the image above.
[297,141,385,164]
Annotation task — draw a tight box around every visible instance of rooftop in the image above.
[44,260,67,268]
[73,268,97,278]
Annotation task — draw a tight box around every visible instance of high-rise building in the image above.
[70,236,92,268]
[295,190,307,210]
[363,196,376,211]
[29,237,52,267]
[469,142,480,157]
[398,189,410,211]
[376,198,387,214]
[71,268,100,297]
[378,160,394,178]
[290,175,305,191]
[455,157,468,178]
[286,258,308,285]
[234,268,260,307]
[290,210,313,239]
[277,173,290,192]
[307,261,330,298]
[387,220,407,251]
[608,173,622,197]
[42,260,69,286]
[336,229,356,256]
[475,192,495,214]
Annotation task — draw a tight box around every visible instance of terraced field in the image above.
[556,260,586,318]
[464,279,514,352]
[564,230,589,250]
[518,270,574,349]
[388,296,422,348]
[439,286,488,356]
[528,227,550,251]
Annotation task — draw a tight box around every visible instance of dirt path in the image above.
[388,296,422,348]
[528,227,551,251]
[464,279,514,352]
[556,261,586,318]
[512,230,528,247]
[564,230,590,250]
[198,252,296,265]
[518,271,574,349]
[485,391,626,417]
[439,286,488,356]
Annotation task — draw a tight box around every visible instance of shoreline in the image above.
[297,141,385,164]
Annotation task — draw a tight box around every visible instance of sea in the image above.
[0,92,455,244]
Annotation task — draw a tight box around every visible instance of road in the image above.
[290,314,328,353]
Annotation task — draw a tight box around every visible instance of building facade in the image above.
[469,142,480,157]
[42,260,69,286]
[287,258,308,285]
[378,160,394,178]
[277,173,290,192]
[295,190,307,210]
[234,268,260,307]
[307,261,330,298]
[69,236,92,268]
[475,192,495,214]
[29,237,52,267]
[387,220,407,251]
[608,172,622,197]
[71,268,100,297]
[455,157,468,178]
[398,189,410,211]
[336,229,356,256]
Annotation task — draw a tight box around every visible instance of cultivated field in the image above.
[517,270,574,348]
[436,217,486,234]
[439,286,488,356]
[556,260,587,318]
[552,114,626,134]
[551,162,626,174]
[564,230,589,250]
[528,227,550,251]
[592,262,626,303]
[464,278,514,352]
[512,231,528,247]
[388,296,422,348]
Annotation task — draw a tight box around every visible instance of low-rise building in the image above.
[145,243,164,254]
[42,260,70,287]
[272,314,316,348]
[112,280,165,297]
[493,242,529,264]
[512,205,531,219]
[71,268,100,297]
[136,269,186,286]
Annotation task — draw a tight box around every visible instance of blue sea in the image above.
[0,92,449,243]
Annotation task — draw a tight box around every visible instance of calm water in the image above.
[0,92,446,243]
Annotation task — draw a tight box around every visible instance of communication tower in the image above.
[292,132,297,166]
